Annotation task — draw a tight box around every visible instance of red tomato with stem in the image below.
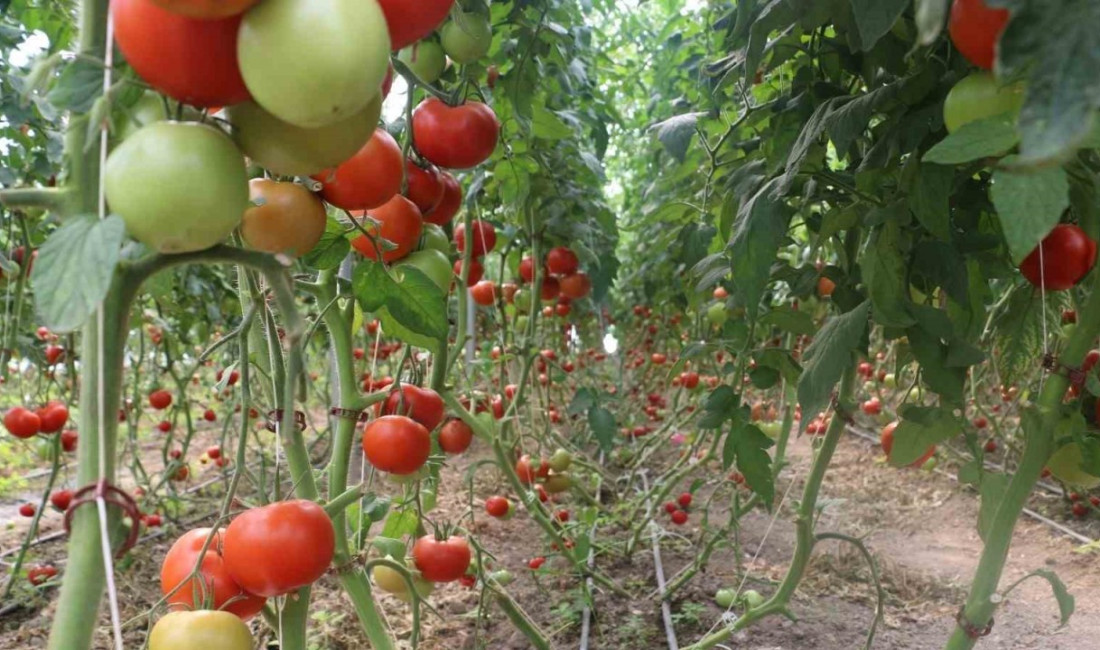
[455,220,496,257]
[404,160,444,214]
[223,501,334,598]
[948,0,1010,70]
[412,535,471,583]
[412,98,500,169]
[349,196,423,263]
[313,129,403,211]
[112,0,250,108]
[4,407,41,439]
[425,171,462,226]
[546,247,579,276]
[1019,224,1097,291]
[439,419,474,454]
[362,415,431,474]
[485,496,510,518]
[377,0,455,50]
[470,281,497,307]
[161,528,266,619]
[379,385,445,431]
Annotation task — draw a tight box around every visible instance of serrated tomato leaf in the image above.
[797,301,870,432]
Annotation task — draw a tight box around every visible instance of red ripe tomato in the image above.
[379,385,445,431]
[412,98,500,169]
[484,496,510,518]
[313,129,403,211]
[158,420,173,433]
[559,273,592,300]
[546,247,579,276]
[362,415,431,474]
[438,419,474,454]
[111,0,249,108]
[664,502,678,514]
[60,429,78,452]
[681,372,700,389]
[880,422,936,468]
[404,161,444,214]
[50,490,72,511]
[860,398,882,416]
[27,565,58,585]
[1019,224,1097,291]
[149,389,173,410]
[670,510,688,525]
[425,172,462,226]
[555,302,571,317]
[223,501,334,598]
[161,528,266,619]
[202,409,217,422]
[44,345,63,365]
[454,258,484,287]
[455,220,496,257]
[149,0,260,19]
[350,196,423,263]
[948,0,1010,70]
[4,407,41,439]
[518,257,537,283]
[540,277,560,301]
[651,353,667,365]
[37,402,69,434]
[377,0,455,51]
[713,286,729,299]
[678,492,692,509]
[515,455,539,484]
[470,281,497,307]
[412,535,471,583]
[19,503,36,517]
[527,556,545,570]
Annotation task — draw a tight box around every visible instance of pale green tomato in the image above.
[548,448,573,472]
[758,420,783,440]
[514,289,531,313]
[397,250,452,292]
[149,611,251,650]
[707,302,728,326]
[105,122,248,254]
[489,569,513,586]
[238,0,390,128]
[742,589,765,608]
[714,588,736,608]
[440,11,492,64]
[883,373,897,389]
[371,565,434,603]
[515,315,529,333]
[419,223,450,254]
[228,95,380,177]
[398,41,446,84]
[943,72,1024,133]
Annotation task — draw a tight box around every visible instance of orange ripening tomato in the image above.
[160,528,266,619]
[350,196,423,263]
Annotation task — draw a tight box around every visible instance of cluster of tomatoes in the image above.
[663,492,694,526]
[103,0,499,311]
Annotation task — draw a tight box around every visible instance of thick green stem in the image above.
[945,272,1100,649]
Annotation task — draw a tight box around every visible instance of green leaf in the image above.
[915,0,950,45]
[370,536,407,560]
[759,306,816,335]
[728,179,794,315]
[31,215,125,333]
[863,224,916,328]
[889,405,962,467]
[352,262,447,348]
[650,112,706,162]
[46,57,102,112]
[908,163,953,241]
[922,114,1020,165]
[978,472,1009,541]
[532,104,575,140]
[380,507,419,539]
[906,324,967,402]
[588,406,616,452]
[1020,570,1076,626]
[722,422,775,507]
[991,161,1069,264]
[699,385,740,429]
[568,387,597,416]
[797,301,870,431]
[303,218,351,270]
[849,0,908,50]
[998,0,1100,164]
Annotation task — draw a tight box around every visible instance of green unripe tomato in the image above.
[513,289,531,313]
[707,302,728,326]
[548,448,573,472]
[398,41,447,84]
[742,589,765,609]
[397,250,452,292]
[105,122,248,254]
[758,420,783,440]
[883,373,898,389]
[714,588,736,608]
[943,72,1024,133]
[489,569,514,585]
[149,611,252,650]
[419,223,450,254]
[515,315,529,333]
[440,11,492,64]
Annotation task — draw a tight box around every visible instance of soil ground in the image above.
[2,425,1099,649]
